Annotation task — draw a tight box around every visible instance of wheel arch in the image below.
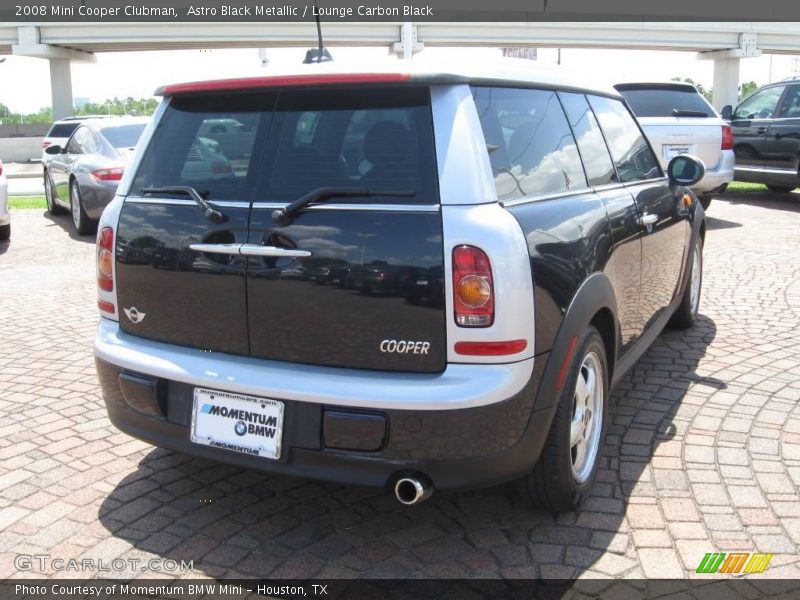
[532,272,619,412]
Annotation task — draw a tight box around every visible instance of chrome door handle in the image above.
[638,213,659,227]
[189,243,241,255]
[240,244,311,258]
[189,243,311,258]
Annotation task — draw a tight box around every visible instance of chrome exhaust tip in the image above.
[394,474,433,506]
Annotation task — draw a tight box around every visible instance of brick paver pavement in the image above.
[1,194,799,582]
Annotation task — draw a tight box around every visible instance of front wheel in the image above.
[669,236,703,329]
[698,195,712,210]
[70,181,94,236]
[518,326,608,511]
[0,224,9,242]
[766,185,795,194]
[44,170,64,215]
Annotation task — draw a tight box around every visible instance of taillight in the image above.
[452,245,494,327]
[721,125,733,151]
[42,141,51,148]
[0,162,3,177]
[211,161,233,174]
[97,227,114,294]
[91,167,125,182]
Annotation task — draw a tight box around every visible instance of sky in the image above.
[1,44,800,114]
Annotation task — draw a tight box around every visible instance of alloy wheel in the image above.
[570,351,604,484]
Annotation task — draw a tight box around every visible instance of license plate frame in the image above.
[190,387,284,460]
[663,144,694,161]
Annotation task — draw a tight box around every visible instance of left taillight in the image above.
[452,245,494,327]
[721,125,733,151]
[91,167,125,182]
[97,226,115,314]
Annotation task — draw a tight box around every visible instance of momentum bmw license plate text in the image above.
[190,388,284,459]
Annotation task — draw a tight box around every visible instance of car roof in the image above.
[78,116,151,130]
[157,58,621,98]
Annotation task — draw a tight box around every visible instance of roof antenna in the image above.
[303,0,333,64]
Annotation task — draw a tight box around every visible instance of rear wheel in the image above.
[518,326,608,511]
[44,170,64,215]
[70,180,94,236]
[766,185,795,193]
[0,224,9,241]
[669,236,703,329]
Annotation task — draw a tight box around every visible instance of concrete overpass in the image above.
[2,21,800,118]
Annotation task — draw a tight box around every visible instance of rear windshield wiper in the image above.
[141,186,227,224]
[272,187,415,226]
[671,109,709,118]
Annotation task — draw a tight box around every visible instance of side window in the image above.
[472,86,587,201]
[734,86,785,120]
[558,92,617,186]
[588,95,661,183]
[776,85,800,118]
[67,127,87,154]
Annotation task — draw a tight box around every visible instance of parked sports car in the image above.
[44,117,149,234]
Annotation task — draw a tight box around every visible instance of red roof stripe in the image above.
[161,72,411,95]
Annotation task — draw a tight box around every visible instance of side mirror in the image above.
[721,105,733,120]
[667,154,705,187]
[45,144,63,155]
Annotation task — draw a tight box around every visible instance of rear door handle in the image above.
[757,127,768,134]
[189,243,311,258]
[638,213,659,227]
[240,244,311,258]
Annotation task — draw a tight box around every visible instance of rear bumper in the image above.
[79,178,117,220]
[95,320,553,490]
[692,149,735,194]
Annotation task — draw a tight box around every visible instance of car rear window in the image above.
[616,86,713,117]
[100,124,146,149]
[47,123,80,138]
[129,86,438,204]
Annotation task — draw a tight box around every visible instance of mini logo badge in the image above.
[123,307,146,324]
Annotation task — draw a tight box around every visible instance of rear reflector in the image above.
[92,167,125,182]
[452,245,494,327]
[454,340,527,356]
[160,73,411,96]
[98,299,116,314]
[721,125,733,151]
[555,336,579,391]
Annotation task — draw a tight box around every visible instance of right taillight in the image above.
[97,227,114,294]
[452,245,494,327]
[721,125,733,151]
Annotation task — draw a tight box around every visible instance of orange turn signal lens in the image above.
[682,194,693,207]
[457,275,491,308]
[98,249,113,278]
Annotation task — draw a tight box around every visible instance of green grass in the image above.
[726,182,768,193]
[9,196,46,210]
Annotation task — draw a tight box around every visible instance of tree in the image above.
[739,81,758,100]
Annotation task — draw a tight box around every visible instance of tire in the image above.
[699,195,712,210]
[44,170,65,215]
[766,185,795,193]
[0,224,9,242]
[69,180,95,236]
[518,326,608,512]
[669,236,703,329]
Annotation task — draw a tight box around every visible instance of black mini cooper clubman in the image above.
[94,63,706,511]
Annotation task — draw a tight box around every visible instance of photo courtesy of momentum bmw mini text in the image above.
[1,0,800,598]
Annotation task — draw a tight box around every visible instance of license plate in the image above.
[663,144,694,160]
[191,388,284,459]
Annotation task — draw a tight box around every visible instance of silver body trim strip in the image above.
[94,320,534,411]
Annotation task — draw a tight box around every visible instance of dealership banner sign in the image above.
[4,0,800,21]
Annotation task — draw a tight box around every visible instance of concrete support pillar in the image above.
[49,58,73,120]
[712,57,741,111]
